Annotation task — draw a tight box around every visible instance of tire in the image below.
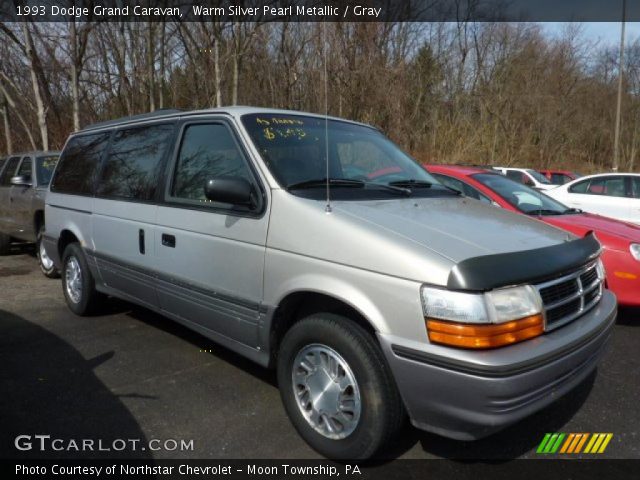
[0,232,10,255]
[61,243,101,315]
[277,313,405,459]
[37,226,59,278]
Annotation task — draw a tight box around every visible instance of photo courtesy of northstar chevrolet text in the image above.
[0,0,638,478]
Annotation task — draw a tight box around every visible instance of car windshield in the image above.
[527,169,551,184]
[36,155,59,186]
[241,113,449,200]
[472,173,573,215]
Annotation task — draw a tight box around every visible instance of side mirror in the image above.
[11,175,32,187]
[204,177,255,208]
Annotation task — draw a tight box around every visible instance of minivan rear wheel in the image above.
[62,243,101,315]
[37,226,59,278]
[277,313,405,459]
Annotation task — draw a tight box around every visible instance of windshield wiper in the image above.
[363,182,412,196]
[287,178,411,196]
[287,178,364,190]
[525,209,563,216]
[389,179,433,188]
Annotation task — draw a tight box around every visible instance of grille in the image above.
[534,262,603,331]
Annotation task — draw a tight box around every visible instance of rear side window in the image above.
[569,179,589,193]
[51,133,110,195]
[97,123,174,201]
[0,157,21,185]
[172,123,251,202]
[582,177,626,197]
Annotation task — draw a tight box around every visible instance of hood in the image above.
[544,212,640,244]
[267,192,575,285]
[332,197,573,262]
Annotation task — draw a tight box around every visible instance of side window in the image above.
[51,133,111,195]
[506,170,522,183]
[16,157,33,181]
[462,183,492,204]
[98,123,174,201]
[522,173,535,186]
[171,123,252,204]
[551,173,565,184]
[603,177,627,197]
[631,177,640,198]
[0,157,21,186]
[432,174,465,194]
[569,179,589,194]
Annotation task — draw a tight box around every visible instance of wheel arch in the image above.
[265,288,384,368]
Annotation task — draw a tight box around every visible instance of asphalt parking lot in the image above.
[1,249,638,460]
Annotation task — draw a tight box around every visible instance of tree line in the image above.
[1,20,639,173]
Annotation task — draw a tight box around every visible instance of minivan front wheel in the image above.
[37,226,59,278]
[62,243,101,315]
[277,313,404,459]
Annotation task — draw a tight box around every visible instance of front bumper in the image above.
[378,290,617,440]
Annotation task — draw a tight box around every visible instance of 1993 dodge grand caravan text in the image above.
[43,107,616,459]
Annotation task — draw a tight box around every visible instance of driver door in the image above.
[154,118,269,347]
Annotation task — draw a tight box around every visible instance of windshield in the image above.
[527,169,551,184]
[36,155,59,186]
[241,113,446,199]
[472,173,572,215]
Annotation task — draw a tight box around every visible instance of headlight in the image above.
[630,244,640,262]
[421,285,544,349]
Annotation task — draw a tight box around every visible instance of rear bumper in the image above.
[378,290,617,440]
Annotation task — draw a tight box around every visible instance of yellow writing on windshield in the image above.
[256,116,304,126]
[263,127,307,141]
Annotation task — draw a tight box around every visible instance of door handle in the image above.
[139,229,145,254]
[161,233,176,248]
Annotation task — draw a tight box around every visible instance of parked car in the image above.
[494,167,556,190]
[43,108,615,459]
[0,151,60,277]
[546,173,640,225]
[427,164,640,306]
[538,169,581,185]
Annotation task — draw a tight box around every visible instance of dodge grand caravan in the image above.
[43,107,616,459]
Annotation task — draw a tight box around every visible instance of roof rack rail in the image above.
[80,108,183,132]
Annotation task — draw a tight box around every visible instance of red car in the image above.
[538,169,581,185]
[426,164,640,306]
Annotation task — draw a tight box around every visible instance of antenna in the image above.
[323,21,332,213]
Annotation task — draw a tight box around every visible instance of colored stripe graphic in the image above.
[537,433,552,453]
[537,433,613,454]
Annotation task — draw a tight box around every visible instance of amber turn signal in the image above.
[426,314,544,349]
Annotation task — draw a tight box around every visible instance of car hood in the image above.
[543,213,640,243]
[332,197,572,261]
[267,192,575,285]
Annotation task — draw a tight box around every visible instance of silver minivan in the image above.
[43,108,616,459]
